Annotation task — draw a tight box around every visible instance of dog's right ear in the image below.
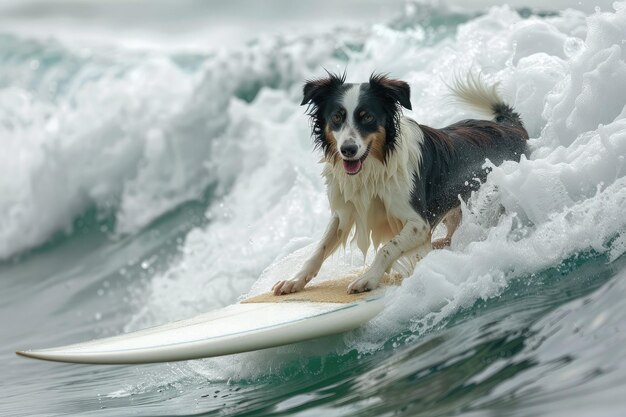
[301,79,330,106]
[301,71,346,106]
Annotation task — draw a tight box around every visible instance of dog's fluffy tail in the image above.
[449,73,523,126]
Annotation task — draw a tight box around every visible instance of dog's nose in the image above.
[340,142,358,158]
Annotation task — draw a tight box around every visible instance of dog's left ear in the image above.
[369,74,412,110]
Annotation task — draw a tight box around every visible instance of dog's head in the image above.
[301,72,411,175]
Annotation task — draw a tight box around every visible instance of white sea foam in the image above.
[0,35,341,259]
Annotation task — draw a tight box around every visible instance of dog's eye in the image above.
[360,111,374,123]
[331,111,343,125]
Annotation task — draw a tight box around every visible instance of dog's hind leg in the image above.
[432,206,462,249]
[273,215,342,295]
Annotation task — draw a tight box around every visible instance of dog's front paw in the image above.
[273,263,320,295]
[272,278,307,295]
[347,270,382,294]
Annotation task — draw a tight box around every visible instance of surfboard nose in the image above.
[16,350,62,363]
[16,350,45,361]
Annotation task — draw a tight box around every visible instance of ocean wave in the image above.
[0,32,357,259]
[119,2,626,381]
[2,0,625,383]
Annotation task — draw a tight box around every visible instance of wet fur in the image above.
[414,119,528,225]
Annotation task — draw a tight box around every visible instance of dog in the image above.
[273,72,528,295]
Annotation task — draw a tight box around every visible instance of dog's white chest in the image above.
[324,165,416,255]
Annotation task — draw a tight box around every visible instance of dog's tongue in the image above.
[343,159,362,174]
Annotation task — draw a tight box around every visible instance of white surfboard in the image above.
[16,276,393,364]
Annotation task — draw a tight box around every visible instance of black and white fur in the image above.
[273,72,528,295]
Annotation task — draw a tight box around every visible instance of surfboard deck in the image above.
[16,275,398,364]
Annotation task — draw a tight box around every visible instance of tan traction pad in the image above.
[242,273,403,304]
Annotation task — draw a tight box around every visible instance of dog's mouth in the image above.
[342,145,370,175]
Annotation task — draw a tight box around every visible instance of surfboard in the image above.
[16,276,397,364]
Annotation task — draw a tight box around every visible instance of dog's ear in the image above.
[301,79,330,106]
[301,71,346,106]
[369,73,412,110]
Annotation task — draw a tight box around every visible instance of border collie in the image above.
[273,72,528,295]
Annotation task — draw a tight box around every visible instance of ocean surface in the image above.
[2,1,626,416]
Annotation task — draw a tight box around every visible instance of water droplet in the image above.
[564,37,584,58]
